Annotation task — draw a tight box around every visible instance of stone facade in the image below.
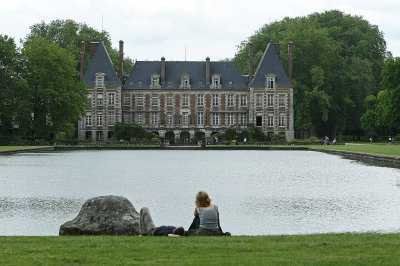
[78,41,294,142]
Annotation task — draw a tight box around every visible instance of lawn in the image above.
[313,143,400,157]
[0,146,49,151]
[1,234,400,265]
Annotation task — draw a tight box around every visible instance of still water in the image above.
[1,150,400,236]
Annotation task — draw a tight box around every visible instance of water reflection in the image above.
[0,150,400,236]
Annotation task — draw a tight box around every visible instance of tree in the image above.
[27,19,133,74]
[21,38,89,139]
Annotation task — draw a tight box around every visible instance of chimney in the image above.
[90,42,100,59]
[273,43,281,60]
[206,57,210,84]
[288,41,293,82]
[248,42,253,83]
[161,57,165,84]
[80,41,85,81]
[119,40,124,82]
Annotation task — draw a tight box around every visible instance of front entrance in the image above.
[180,131,190,145]
[165,131,175,144]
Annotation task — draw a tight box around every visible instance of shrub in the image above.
[270,134,286,145]
[288,136,322,145]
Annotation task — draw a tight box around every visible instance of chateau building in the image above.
[78,40,294,143]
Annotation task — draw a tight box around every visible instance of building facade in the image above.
[78,40,294,142]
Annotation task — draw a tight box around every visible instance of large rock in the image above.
[59,195,140,236]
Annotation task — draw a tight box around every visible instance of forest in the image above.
[0,10,399,143]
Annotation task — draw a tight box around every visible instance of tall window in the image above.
[151,112,159,125]
[197,112,204,125]
[108,112,114,125]
[227,113,234,125]
[108,93,115,106]
[96,75,104,88]
[268,115,274,127]
[182,112,189,125]
[85,114,92,126]
[279,115,285,127]
[97,114,103,126]
[180,75,190,88]
[212,94,219,106]
[97,94,103,106]
[136,94,144,107]
[211,74,221,89]
[212,113,219,125]
[167,112,173,126]
[151,94,159,107]
[166,94,173,107]
[267,77,274,89]
[150,74,160,88]
[182,94,189,106]
[256,94,263,107]
[240,113,247,125]
[267,94,274,107]
[227,94,234,107]
[279,94,285,107]
[240,95,247,107]
[124,94,130,106]
[123,113,130,123]
[136,113,144,125]
[197,95,204,106]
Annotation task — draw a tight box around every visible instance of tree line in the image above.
[0,20,133,144]
[234,10,398,140]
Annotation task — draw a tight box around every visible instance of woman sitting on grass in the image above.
[190,190,229,236]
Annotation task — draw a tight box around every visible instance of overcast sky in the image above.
[1,0,399,61]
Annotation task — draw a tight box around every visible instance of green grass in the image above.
[1,234,400,265]
[312,143,400,157]
[0,146,49,151]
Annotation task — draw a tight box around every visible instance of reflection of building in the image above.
[78,40,294,143]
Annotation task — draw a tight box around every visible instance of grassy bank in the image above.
[1,234,400,265]
[0,146,48,151]
[314,143,400,157]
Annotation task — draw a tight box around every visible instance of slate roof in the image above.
[250,42,292,87]
[123,61,248,90]
[83,41,121,86]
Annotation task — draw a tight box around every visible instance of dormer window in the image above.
[266,74,276,89]
[211,74,221,89]
[150,74,161,89]
[179,74,191,89]
[96,73,105,88]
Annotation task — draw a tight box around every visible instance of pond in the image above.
[1,150,400,236]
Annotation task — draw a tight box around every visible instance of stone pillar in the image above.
[161,57,165,84]
[119,40,124,82]
[206,57,210,85]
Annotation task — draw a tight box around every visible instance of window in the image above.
[267,77,274,89]
[180,74,190,89]
[182,112,189,125]
[108,112,114,125]
[136,113,144,125]
[151,95,159,107]
[268,115,274,127]
[279,94,285,107]
[240,95,247,107]
[211,74,221,89]
[197,112,204,125]
[182,94,189,106]
[197,95,204,106]
[85,114,92,126]
[267,94,274,107]
[96,75,104,88]
[227,94,234,107]
[96,131,103,141]
[136,94,144,107]
[227,113,234,125]
[150,74,160,88]
[256,94,263,107]
[212,94,219,106]
[108,93,115,106]
[166,94,173,107]
[212,113,219,125]
[124,94,130,106]
[279,114,285,127]
[167,112,173,126]
[123,113,130,123]
[97,114,103,126]
[151,112,159,126]
[240,113,247,125]
[97,94,103,106]
[256,116,262,127]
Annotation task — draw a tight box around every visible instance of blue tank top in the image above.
[199,205,219,230]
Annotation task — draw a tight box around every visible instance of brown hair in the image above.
[195,190,211,207]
